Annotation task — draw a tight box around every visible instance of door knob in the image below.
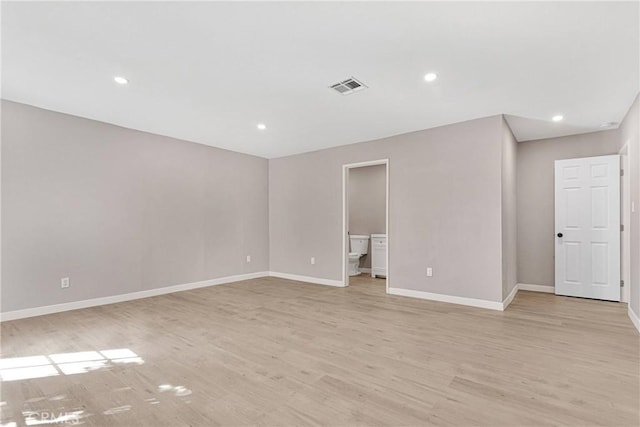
[557,233,563,238]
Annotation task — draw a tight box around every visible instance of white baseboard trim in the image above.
[359,267,371,273]
[1,273,603,322]
[517,283,555,293]
[268,271,345,287]
[629,305,640,334]
[388,287,503,311]
[0,271,269,322]
[502,285,519,310]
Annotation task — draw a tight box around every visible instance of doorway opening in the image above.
[342,159,389,292]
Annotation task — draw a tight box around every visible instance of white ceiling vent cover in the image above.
[329,77,367,95]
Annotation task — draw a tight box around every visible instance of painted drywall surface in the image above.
[1,101,269,312]
[618,94,639,316]
[501,117,518,299]
[516,130,619,287]
[270,116,505,302]
[348,164,386,269]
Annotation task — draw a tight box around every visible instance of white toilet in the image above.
[348,235,370,276]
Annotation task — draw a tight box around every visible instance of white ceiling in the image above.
[2,1,638,158]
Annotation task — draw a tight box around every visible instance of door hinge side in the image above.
[621,169,624,176]
[621,224,624,232]
[621,279,625,287]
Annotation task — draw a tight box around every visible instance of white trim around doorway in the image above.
[619,142,631,303]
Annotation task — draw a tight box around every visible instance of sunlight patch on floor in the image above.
[0,349,144,382]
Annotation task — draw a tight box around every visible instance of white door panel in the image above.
[555,155,620,301]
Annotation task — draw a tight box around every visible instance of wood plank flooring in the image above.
[1,275,638,426]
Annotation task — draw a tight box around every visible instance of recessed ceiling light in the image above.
[114,76,129,85]
[257,123,267,130]
[552,115,564,122]
[424,73,438,82]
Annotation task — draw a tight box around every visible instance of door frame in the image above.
[619,143,631,303]
[342,159,389,292]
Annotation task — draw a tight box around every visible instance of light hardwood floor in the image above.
[1,276,638,426]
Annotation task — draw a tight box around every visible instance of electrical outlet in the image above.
[61,277,70,288]
[426,268,433,277]
[246,255,251,263]
[310,257,315,265]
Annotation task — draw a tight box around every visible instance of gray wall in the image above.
[348,164,386,269]
[4,96,637,315]
[501,117,518,299]
[516,130,619,287]
[618,94,639,317]
[1,100,269,312]
[270,116,506,302]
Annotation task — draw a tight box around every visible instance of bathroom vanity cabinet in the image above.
[371,234,387,278]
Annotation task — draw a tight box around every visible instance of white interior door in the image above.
[555,155,620,301]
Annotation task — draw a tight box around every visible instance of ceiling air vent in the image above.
[329,77,367,95]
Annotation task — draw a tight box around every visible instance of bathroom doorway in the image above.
[342,159,389,292]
